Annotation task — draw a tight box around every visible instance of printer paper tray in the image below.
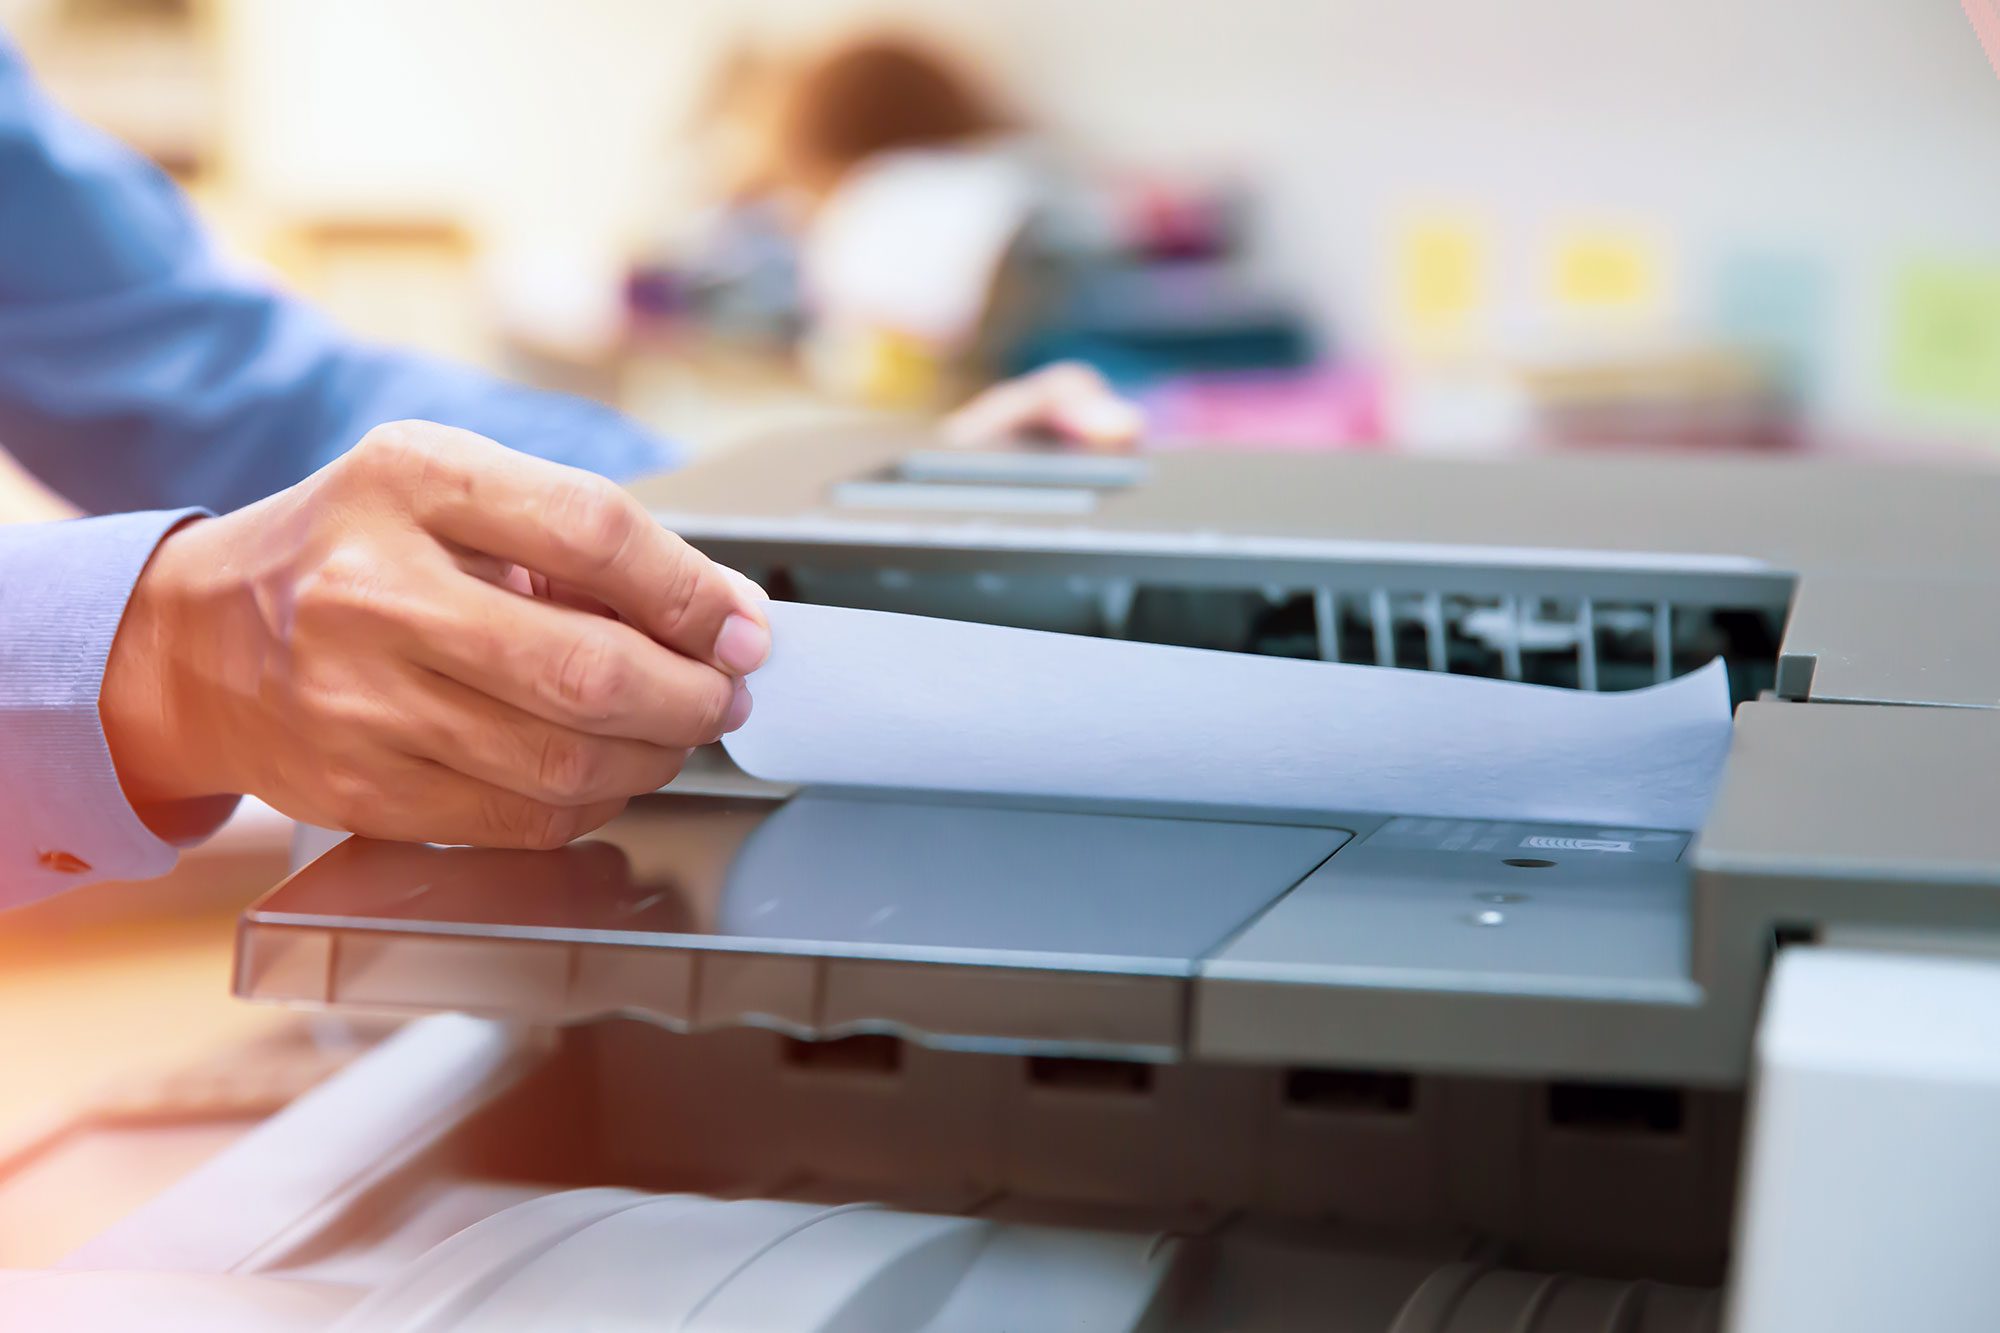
[236,789,1712,1077]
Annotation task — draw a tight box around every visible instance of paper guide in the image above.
[724,602,1735,831]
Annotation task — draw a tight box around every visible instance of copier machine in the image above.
[17,432,2000,1331]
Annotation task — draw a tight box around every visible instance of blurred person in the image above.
[670,34,1149,421]
[660,36,1005,352]
[701,34,1006,209]
[669,32,1282,430]
[0,32,1138,906]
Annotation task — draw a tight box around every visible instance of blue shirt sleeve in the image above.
[0,36,686,897]
[0,35,680,516]
[0,509,238,905]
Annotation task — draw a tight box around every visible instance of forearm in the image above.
[0,269,682,515]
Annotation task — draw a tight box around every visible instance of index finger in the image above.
[405,427,769,674]
[942,363,1144,451]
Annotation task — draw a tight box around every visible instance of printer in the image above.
[14,432,2000,1331]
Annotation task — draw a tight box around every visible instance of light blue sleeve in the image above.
[0,36,684,900]
[0,34,680,517]
[0,510,239,906]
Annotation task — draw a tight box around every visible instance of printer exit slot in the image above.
[1281,1067,1418,1115]
[1547,1081,1688,1136]
[1027,1057,1156,1096]
[777,562,1789,705]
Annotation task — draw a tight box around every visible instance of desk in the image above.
[0,803,375,1266]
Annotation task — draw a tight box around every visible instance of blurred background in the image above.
[4,0,1997,459]
[0,0,1996,1266]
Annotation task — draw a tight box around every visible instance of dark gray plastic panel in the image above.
[1673,701,2000,1078]
[239,435,2000,1081]
[1212,821,1694,996]
[1697,701,2000,884]
[1195,818,1710,1080]
[1775,571,2000,708]
[633,429,2000,713]
[634,427,2000,580]
[237,792,1348,1060]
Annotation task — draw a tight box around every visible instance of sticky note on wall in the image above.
[1711,250,1829,392]
[1552,228,1664,314]
[1394,217,1486,341]
[1888,257,2000,416]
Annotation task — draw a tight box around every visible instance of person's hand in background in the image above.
[943,362,1145,451]
[99,421,769,849]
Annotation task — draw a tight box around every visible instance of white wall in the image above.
[215,0,2000,440]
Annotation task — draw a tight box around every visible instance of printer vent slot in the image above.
[1124,587,1270,653]
[1547,1081,1685,1136]
[781,563,1787,704]
[1282,1067,1417,1115]
[1767,921,1822,966]
[782,1034,904,1076]
[1027,1057,1155,1096]
[1770,922,1821,952]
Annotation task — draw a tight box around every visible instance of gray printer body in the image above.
[645,432,2000,1084]
[239,429,2000,1085]
[23,435,2000,1332]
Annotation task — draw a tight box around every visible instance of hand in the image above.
[101,421,771,849]
[942,362,1144,451]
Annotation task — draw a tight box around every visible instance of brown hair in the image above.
[784,37,1003,180]
[702,34,1007,203]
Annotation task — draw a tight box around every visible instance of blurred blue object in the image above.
[1710,249,1831,397]
[1006,259,1318,385]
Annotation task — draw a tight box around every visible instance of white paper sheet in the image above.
[724,603,1735,830]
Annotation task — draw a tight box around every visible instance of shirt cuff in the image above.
[0,508,237,906]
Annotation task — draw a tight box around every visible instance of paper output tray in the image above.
[235,790,1703,1073]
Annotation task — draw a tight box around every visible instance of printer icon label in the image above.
[1368,817,1688,862]
[1522,835,1635,854]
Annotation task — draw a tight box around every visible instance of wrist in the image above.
[101,516,224,809]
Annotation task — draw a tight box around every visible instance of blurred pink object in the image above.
[1139,367,1385,450]
[1969,1,2000,77]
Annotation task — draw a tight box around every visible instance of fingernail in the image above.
[720,564,770,602]
[722,681,753,733]
[715,613,770,673]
